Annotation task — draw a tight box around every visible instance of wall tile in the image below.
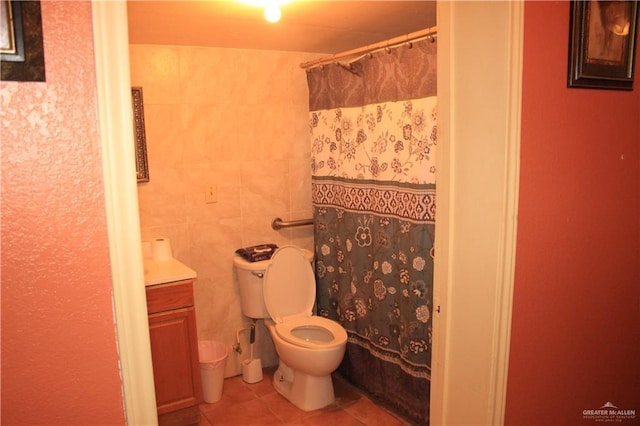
[240,159,290,217]
[131,45,317,377]
[179,46,238,104]
[129,45,180,104]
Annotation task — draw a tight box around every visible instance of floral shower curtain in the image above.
[308,38,436,425]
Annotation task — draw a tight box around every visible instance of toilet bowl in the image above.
[265,318,346,411]
[234,245,347,411]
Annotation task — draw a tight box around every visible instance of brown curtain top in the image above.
[306,38,436,111]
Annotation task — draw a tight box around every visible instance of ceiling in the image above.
[127,1,436,54]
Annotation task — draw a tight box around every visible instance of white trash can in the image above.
[199,340,228,403]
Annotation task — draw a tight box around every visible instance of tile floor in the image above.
[197,367,411,425]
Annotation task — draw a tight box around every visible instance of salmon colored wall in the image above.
[1,2,125,423]
[506,2,640,424]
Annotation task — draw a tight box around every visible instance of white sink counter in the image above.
[144,257,197,286]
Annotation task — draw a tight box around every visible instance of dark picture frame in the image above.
[132,87,150,183]
[568,0,639,90]
[1,0,45,82]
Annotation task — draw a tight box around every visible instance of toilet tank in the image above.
[233,256,271,319]
[233,247,314,319]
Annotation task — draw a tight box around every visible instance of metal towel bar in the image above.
[271,217,313,230]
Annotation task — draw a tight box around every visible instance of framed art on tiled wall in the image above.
[132,87,150,183]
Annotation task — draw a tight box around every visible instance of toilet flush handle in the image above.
[251,271,264,278]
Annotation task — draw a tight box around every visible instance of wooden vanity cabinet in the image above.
[146,279,202,425]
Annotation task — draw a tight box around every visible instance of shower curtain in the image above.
[307,38,436,425]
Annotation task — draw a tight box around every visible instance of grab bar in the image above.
[271,217,313,230]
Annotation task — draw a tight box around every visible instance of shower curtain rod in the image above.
[300,25,437,70]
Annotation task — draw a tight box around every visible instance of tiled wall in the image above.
[129,44,318,376]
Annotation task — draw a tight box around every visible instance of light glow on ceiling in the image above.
[264,3,282,23]
[236,0,292,23]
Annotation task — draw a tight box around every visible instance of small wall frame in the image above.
[568,0,639,90]
[131,87,150,183]
[0,0,46,82]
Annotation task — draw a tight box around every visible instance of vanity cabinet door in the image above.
[146,279,203,423]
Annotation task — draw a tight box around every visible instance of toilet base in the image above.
[272,364,335,411]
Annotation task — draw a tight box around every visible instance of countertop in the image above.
[144,257,197,286]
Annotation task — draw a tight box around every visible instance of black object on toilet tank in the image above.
[235,244,278,262]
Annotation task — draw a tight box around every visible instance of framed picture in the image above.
[0,0,45,82]
[568,0,639,90]
[131,87,150,183]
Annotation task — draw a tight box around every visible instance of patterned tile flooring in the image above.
[196,367,411,425]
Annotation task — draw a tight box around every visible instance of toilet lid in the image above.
[263,246,315,323]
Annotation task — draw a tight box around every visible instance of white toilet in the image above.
[233,245,347,411]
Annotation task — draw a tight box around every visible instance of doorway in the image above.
[92,2,523,425]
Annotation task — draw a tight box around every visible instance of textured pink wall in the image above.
[506,2,640,424]
[1,2,125,423]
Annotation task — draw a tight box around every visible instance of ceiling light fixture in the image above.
[264,2,281,23]
[237,0,290,23]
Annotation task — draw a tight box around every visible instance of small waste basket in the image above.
[199,340,228,403]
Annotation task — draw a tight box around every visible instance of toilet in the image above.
[233,245,347,411]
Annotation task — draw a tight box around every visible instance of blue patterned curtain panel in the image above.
[307,37,437,425]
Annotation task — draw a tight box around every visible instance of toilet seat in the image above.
[274,316,347,349]
[264,246,347,349]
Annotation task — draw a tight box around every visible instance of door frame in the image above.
[92,2,158,425]
[91,2,523,425]
[431,2,523,425]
